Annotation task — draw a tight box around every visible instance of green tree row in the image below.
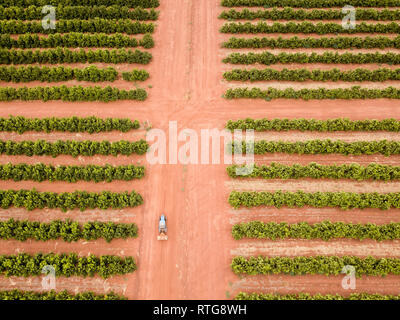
[0,219,138,242]
[228,190,400,210]
[0,48,152,65]
[220,8,400,21]
[220,21,400,34]
[0,33,154,49]
[223,52,400,65]
[2,0,159,8]
[224,87,400,100]
[1,19,154,35]
[234,139,400,156]
[0,115,140,134]
[226,118,400,132]
[231,255,400,276]
[0,163,145,182]
[0,86,148,102]
[0,65,119,83]
[222,35,400,49]
[0,6,159,20]
[0,289,127,300]
[227,162,400,181]
[235,292,400,300]
[0,139,149,157]
[0,65,149,83]
[122,69,150,81]
[221,0,400,8]
[232,221,400,241]
[0,189,143,211]
[0,253,136,278]
[224,67,400,82]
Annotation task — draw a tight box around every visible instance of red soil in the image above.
[0,0,399,300]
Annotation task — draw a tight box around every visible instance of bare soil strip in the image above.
[0,276,129,295]
[252,154,400,165]
[0,208,138,223]
[0,80,149,91]
[252,131,400,142]
[0,131,147,142]
[226,179,400,193]
[229,207,400,224]
[231,239,400,258]
[226,81,400,90]
[223,63,400,72]
[220,32,400,40]
[0,154,146,166]
[230,274,400,296]
[0,238,139,257]
[222,48,400,54]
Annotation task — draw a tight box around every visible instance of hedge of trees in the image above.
[3,0,160,7]
[225,118,400,132]
[0,163,145,182]
[223,51,400,65]
[122,69,150,81]
[0,86,148,102]
[0,290,127,300]
[227,163,400,181]
[0,139,149,157]
[0,115,140,134]
[0,219,138,242]
[220,8,400,21]
[222,36,400,49]
[0,6,159,20]
[228,190,400,210]
[0,65,148,83]
[232,221,400,241]
[224,87,400,100]
[221,0,400,8]
[0,33,155,49]
[233,139,400,156]
[220,21,400,34]
[0,48,152,65]
[0,19,155,35]
[0,65,119,83]
[0,253,136,278]
[231,256,400,276]
[0,189,143,211]
[224,68,400,82]
[235,292,400,300]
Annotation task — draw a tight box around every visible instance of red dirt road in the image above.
[0,0,400,299]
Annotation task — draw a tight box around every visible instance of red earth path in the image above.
[0,0,400,299]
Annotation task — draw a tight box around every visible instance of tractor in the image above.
[158,214,168,240]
